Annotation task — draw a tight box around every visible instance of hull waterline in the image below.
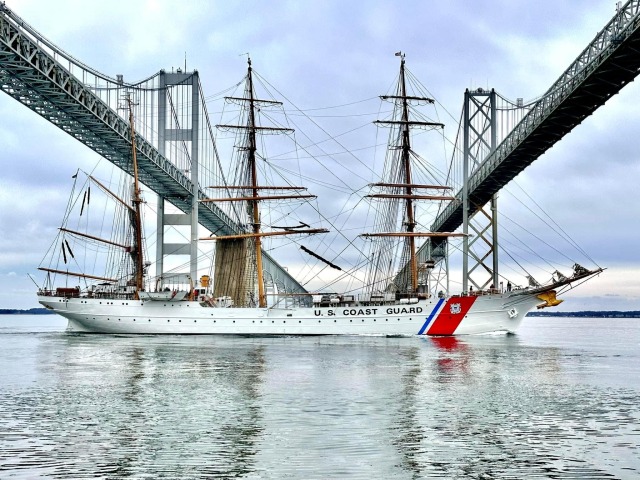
[38,292,543,336]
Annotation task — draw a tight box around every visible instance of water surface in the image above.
[1,315,638,479]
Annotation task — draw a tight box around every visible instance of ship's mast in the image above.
[245,59,268,308]
[364,53,462,296]
[126,95,145,298]
[398,57,418,292]
[204,59,327,308]
[38,166,145,288]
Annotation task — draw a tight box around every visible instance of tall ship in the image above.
[37,56,602,335]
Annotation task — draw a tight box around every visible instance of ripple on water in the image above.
[0,317,638,478]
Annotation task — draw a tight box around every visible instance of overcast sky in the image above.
[1,0,638,310]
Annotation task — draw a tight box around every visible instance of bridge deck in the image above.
[432,0,640,233]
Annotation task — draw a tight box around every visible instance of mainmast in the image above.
[245,59,267,308]
[204,58,327,308]
[126,95,145,298]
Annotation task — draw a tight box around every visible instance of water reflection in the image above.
[387,334,636,479]
[2,335,269,478]
[0,320,638,479]
[430,336,470,382]
[429,336,463,351]
[391,346,424,477]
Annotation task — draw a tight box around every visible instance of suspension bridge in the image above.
[433,0,640,234]
[2,1,640,294]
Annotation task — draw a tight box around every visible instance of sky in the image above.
[1,0,639,311]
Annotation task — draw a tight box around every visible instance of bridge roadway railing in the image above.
[431,0,640,235]
[0,3,307,294]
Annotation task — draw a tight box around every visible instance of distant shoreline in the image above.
[0,308,638,318]
[0,308,55,315]
[527,311,640,318]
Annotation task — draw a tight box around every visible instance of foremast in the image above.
[399,57,418,291]
[363,53,462,296]
[203,58,327,307]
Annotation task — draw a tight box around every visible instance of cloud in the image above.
[0,0,638,310]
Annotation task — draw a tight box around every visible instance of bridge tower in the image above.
[462,88,499,292]
[155,70,200,288]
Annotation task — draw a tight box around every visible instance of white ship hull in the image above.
[38,292,544,336]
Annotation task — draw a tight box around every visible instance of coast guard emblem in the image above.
[450,303,461,314]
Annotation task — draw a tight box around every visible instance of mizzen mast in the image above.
[126,95,145,298]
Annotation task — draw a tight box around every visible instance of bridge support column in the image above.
[463,88,499,292]
[155,70,200,290]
